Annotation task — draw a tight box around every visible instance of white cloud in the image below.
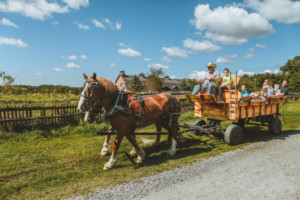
[67,62,81,69]
[216,57,233,64]
[74,21,89,30]
[148,63,170,70]
[237,70,255,76]
[161,56,171,63]
[228,54,238,58]
[0,17,18,28]
[110,62,116,68]
[246,0,300,24]
[249,48,255,51]
[36,72,42,76]
[0,0,69,20]
[118,42,127,47]
[65,55,77,60]
[92,19,106,29]
[62,0,89,10]
[183,38,221,52]
[237,69,280,76]
[170,75,176,79]
[161,47,189,59]
[204,32,248,45]
[189,71,207,80]
[104,18,112,25]
[80,54,87,59]
[191,4,274,45]
[52,20,58,25]
[244,54,254,59]
[115,22,122,30]
[256,43,266,48]
[0,36,28,47]
[118,48,142,58]
[54,67,64,72]
[144,58,152,61]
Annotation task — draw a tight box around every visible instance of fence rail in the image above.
[0,104,83,130]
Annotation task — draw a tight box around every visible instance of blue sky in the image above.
[0,0,299,87]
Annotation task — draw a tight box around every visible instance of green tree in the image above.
[186,79,198,91]
[0,71,14,88]
[144,68,164,92]
[129,75,144,92]
[180,78,191,91]
[239,74,256,93]
[280,55,300,91]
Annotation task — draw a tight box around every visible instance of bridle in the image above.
[80,80,100,113]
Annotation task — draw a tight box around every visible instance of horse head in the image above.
[77,72,119,123]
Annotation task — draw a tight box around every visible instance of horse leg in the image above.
[153,124,162,146]
[126,134,146,163]
[129,133,138,156]
[103,132,125,170]
[167,125,178,156]
[101,126,113,156]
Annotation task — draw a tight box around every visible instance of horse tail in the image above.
[175,97,184,113]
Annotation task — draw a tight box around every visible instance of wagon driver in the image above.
[192,62,220,98]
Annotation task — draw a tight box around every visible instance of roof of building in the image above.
[116,71,183,90]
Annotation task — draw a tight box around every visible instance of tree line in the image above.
[1,56,299,95]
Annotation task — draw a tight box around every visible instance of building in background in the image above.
[115,70,183,91]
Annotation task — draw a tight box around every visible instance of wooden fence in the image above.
[0,103,83,130]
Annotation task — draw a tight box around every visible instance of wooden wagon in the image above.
[184,73,287,145]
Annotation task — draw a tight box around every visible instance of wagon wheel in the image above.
[192,119,206,135]
[224,125,243,145]
[232,119,245,130]
[268,117,282,135]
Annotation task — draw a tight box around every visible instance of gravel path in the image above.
[75,130,300,200]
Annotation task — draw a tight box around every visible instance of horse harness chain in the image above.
[103,89,181,128]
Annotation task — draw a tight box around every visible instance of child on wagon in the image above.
[239,85,248,102]
[218,68,232,102]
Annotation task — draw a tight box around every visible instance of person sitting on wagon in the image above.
[279,80,289,95]
[218,68,232,102]
[240,85,249,102]
[192,62,220,99]
[274,84,281,96]
[263,79,275,96]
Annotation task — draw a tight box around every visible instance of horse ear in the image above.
[92,73,97,80]
[83,73,88,80]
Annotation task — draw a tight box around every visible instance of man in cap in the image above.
[192,62,220,98]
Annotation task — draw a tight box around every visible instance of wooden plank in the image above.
[247,106,254,117]
[240,107,247,118]
[254,105,260,117]
[261,104,266,116]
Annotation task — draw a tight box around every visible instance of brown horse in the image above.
[77,73,183,170]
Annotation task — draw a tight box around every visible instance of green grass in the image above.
[0,101,299,199]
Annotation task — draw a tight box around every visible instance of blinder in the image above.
[80,80,100,112]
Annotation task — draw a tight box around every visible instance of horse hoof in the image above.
[130,149,137,156]
[136,156,145,163]
[167,151,175,157]
[103,162,113,170]
[152,142,160,147]
[101,150,108,156]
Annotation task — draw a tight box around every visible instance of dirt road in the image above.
[77,131,300,200]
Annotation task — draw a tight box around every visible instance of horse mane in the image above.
[96,77,119,95]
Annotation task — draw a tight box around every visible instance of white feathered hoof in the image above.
[103,162,115,170]
[101,147,109,156]
[167,149,176,157]
[130,148,137,156]
[136,149,146,163]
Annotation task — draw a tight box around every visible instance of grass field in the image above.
[0,100,299,199]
